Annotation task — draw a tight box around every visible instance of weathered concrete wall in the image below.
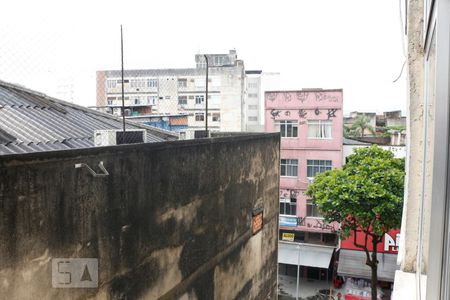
[0,134,279,300]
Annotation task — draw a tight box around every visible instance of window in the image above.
[130,79,146,88]
[148,96,158,105]
[248,105,258,110]
[147,79,158,88]
[248,82,258,88]
[179,132,186,139]
[195,113,204,121]
[248,116,258,121]
[212,113,220,122]
[178,96,187,105]
[164,96,171,100]
[195,95,205,104]
[248,93,258,98]
[280,197,297,216]
[307,160,332,178]
[107,80,117,88]
[178,78,187,88]
[308,120,332,139]
[281,159,298,177]
[306,199,322,217]
[276,121,298,137]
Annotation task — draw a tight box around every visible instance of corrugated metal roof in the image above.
[337,249,399,282]
[0,80,178,155]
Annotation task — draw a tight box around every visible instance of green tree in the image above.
[350,114,376,137]
[306,146,405,300]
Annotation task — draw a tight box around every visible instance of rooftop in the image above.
[0,80,177,155]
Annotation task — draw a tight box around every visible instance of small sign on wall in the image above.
[252,208,263,235]
[282,233,295,242]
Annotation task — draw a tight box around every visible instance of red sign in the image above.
[340,229,400,253]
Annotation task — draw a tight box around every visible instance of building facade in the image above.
[245,71,280,132]
[265,89,343,291]
[96,50,245,139]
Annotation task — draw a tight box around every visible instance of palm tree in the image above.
[350,114,376,137]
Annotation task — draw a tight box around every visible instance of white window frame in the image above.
[195,113,204,121]
[147,79,158,88]
[178,96,187,105]
[275,120,298,138]
[280,197,297,216]
[281,159,298,177]
[306,160,332,178]
[307,120,333,139]
[212,113,220,122]
[195,95,205,104]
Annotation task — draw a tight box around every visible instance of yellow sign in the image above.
[282,233,295,242]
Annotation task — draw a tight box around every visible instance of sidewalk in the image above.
[278,275,343,300]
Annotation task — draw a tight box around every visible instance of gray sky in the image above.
[0,0,406,114]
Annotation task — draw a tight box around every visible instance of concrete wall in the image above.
[0,134,280,300]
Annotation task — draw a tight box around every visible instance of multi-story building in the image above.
[244,71,280,132]
[96,50,245,139]
[265,89,343,296]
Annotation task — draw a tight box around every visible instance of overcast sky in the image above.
[0,0,406,114]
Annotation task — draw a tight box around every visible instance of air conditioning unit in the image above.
[94,129,147,146]
[307,177,314,184]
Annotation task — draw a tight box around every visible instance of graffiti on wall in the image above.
[327,109,337,119]
[271,109,339,122]
[284,93,292,102]
[296,92,308,102]
[298,109,307,119]
[267,92,278,101]
[270,109,281,119]
[315,92,339,103]
[280,189,300,199]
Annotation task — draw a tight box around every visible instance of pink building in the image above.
[265,89,343,287]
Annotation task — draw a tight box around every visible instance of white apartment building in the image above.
[244,71,280,132]
[96,50,246,139]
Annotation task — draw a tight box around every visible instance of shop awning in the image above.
[278,242,335,269]
[337,249,399,282]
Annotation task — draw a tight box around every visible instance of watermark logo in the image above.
[52,258,98,288]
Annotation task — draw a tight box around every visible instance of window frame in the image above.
[276,120,298,138]
[280,197,297,216]
[280,159,298,177]
[195,113,205,122]
[307,160,333,178]
[307,120,333,139]
[306,199,322,218]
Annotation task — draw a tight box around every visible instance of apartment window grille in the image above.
[248,116,258,121]
[178,78,187,88]
[248,105,258,110]
[147,79,158,88]
[195,113,204,121]
[275,120,298,137]
[281,159,298,177]
[147,96,158,105]
[280,197,297,216]
[107,80,117,88]
[212,113,220,122]
[248,93,258,98]
[195,95,205,104]
[308,120,332,139]
[307,160,332,178]
[178,96,188,105]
